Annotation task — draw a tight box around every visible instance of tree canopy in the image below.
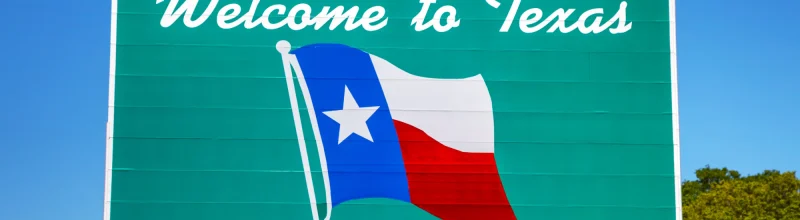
[682,166,800,220]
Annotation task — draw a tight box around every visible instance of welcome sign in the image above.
[104,0,680,219]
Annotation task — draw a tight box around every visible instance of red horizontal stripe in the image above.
[393,120,517,220]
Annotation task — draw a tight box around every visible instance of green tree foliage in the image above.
[682,166,800,220]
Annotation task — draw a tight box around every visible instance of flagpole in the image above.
[276,41,322,220]
[278,41,334,220]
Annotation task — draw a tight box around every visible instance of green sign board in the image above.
[104,0,680,219]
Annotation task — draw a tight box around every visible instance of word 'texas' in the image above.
[494,0,631,34]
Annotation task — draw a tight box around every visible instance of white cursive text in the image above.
[157,0,388,31]
[495,0,632,34]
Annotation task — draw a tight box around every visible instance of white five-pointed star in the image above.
[322,86,380,144]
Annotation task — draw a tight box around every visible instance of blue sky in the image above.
[0,0,798,219]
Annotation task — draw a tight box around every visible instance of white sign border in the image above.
[669,0,683,219]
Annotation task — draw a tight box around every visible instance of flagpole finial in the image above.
[276,40,291,54]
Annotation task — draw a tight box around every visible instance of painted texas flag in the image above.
[277,41,516,220]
